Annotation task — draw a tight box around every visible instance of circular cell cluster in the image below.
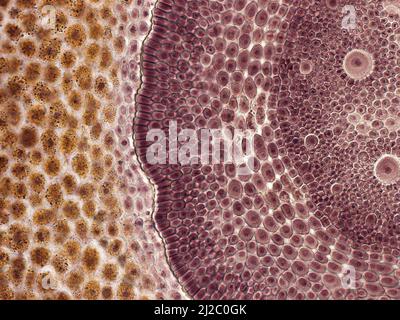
[374,154,400,185]
[343,49,374,81]
[0,0,184,300]
[133,0,400,300]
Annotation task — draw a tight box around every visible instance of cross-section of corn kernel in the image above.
[130,0,400,301]
[3,0,399,303]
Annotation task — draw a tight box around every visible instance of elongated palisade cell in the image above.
[133,0,400,300]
